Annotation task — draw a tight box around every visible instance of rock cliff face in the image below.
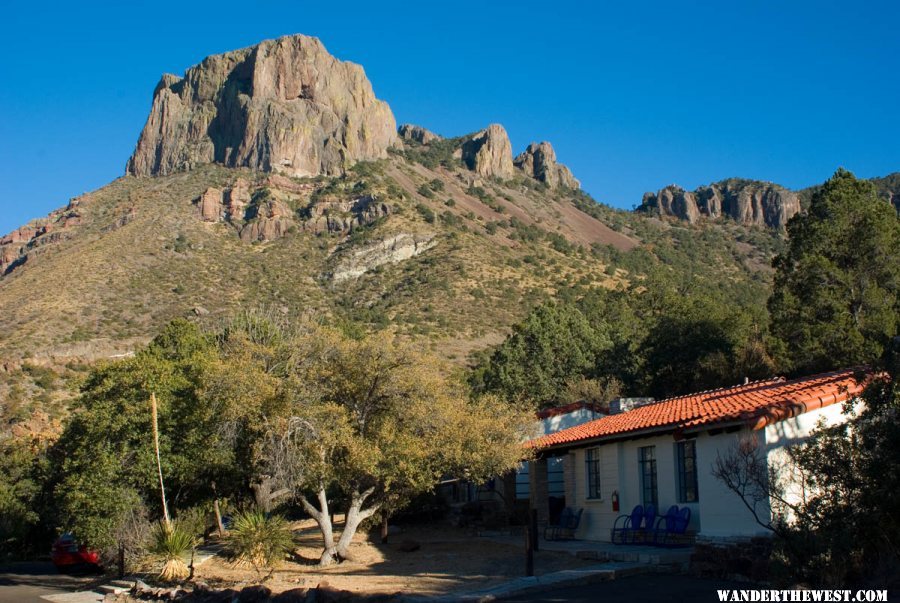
[398,124,441,145]
[0,198,87,275]
[458,124,515,179]
[330,233,437,282]
[194,177,390,242]
[639,179,801,229]
[126,35,397,178]
[514,142,580,189]
[302,195,391,234]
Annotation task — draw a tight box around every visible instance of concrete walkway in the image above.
[401,560,651,602]
[478,531,694,570]
[396,533,694,602]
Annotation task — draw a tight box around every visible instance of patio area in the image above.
[476,529,695,571]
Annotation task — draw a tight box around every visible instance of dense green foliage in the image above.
[770,169,900,375]
[1,313,528,567]
[472,281,774,406]
[46,320,238,550]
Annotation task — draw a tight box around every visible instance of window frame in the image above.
[638,445,658,508]
[585,447,602,500]
[676,439,700,503]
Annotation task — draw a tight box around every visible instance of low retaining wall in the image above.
[690,536,773,582]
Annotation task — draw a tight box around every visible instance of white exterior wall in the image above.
[693,429,769,538]
[571,443,621,540]
[762,401,857,523]
[567,401,857,541]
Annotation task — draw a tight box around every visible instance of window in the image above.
[585,448,601,499]
[677,439,699,503]
[639,446,658,508]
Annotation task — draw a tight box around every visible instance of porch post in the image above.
[564,452,576,506]
[528,457,549,524]
[501,470,517,516]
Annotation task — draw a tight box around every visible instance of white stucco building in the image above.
[527,368,866,541]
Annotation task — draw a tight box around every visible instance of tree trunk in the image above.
[213,498,225,537]
[300,489,339,566]
[380,512,389,544]
[335,488,379,559]
[210,481,226,537]
[251,477,290,513]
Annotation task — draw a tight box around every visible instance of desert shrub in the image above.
[175,505,213,540]
[227,509,293,573]
[415,203,435,224]
[416,183,435,198]
[150,522,196,582]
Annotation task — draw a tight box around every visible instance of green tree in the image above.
[474,302,610,406]
[260,327,531,565]
[769,169,900,374]
[48,320,231,551]
[0,436,51,558]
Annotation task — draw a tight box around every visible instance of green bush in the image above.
[228,509,293,571]
[416,183,435,198]
[415,204,436,224]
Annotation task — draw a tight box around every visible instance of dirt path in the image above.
[195,522,595,598]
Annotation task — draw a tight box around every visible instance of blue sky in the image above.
[1,1,898,234]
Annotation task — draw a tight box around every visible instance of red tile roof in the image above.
[528,368,868,450]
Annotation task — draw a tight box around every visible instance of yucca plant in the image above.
[227,509,293,573]
[150,522,196,581]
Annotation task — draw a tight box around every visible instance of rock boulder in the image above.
[459,124,515,180]
[514,141,580,189]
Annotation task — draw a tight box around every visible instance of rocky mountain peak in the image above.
[514,142,580,189]
[126,34,397,178]
[639,179,801,229]
[458,124,515,180]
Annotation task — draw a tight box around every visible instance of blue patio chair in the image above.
[634,503,657,543]
[544,507,583,540]
[611,504,644,544]
[653,505,692,547]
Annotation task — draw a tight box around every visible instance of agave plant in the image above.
[150,522,196,582]
[227,509,293,572]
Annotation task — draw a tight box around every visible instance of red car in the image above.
[51,534,101,569]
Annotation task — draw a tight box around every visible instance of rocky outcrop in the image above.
[126,35,397,178]
[458,125,515,179]
[225,178,252,219]
[514,142,580,189]
[197,187,224,222]
[330,233,437,282]
[303,195,391,234]
[639,179,801,229]
[196,179,253,223]
[239,198,294,242]
[0,199,85,275]
[641,186,701,224]
[398,124,441,145]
